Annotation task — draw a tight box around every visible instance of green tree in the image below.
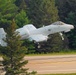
[23,40,35,54]
[0,20,29,75]
[15,9,30,27]
[0,0,18,29]
[15,0,22,7]
[56,0,70,21]
[28,0,59,27]
[56,0,76,21]
[15,0,27,7]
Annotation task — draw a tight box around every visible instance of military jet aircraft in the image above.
[0,21,74,46]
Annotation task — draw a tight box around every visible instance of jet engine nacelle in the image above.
[16,24,37,40]
[16,27,30,40]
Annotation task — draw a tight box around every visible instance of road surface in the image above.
[1,55,76,74]
[24,55,76,74]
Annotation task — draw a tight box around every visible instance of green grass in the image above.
[38,73,76,75]
[26,51,76,56]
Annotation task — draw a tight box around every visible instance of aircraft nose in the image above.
[70,25,74,29]
[67,24,74,29]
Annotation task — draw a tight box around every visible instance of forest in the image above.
[0,0,76,54]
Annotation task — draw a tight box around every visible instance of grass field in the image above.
[27,51,76,56]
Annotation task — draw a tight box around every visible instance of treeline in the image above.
[0,0,76,53]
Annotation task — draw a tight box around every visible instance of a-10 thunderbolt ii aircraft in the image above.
[0,21,74,47]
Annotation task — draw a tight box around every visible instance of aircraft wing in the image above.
[28,34,48,42]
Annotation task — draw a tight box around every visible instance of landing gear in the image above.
[36,43,41,48]
[33,40,41,48]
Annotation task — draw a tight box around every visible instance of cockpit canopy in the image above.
[52,21,65,25]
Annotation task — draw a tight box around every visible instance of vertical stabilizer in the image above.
[0,28,7,46]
